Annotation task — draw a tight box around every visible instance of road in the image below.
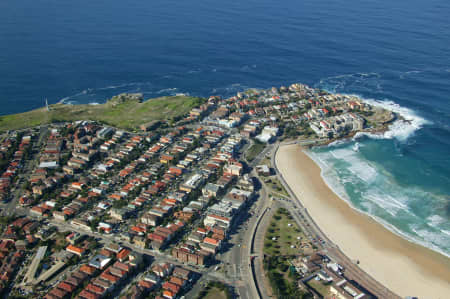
[214,167,275,299]
[22,246,47,285]
[2,126,48,216]
[220,182,264,298]
[251,200,278,299]
[217,142,282,299]
[35,261,66,284]
[27,216,233,284]
[14,135,399,299]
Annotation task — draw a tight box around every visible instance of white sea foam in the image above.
[156,87,178,94]
[316,72,383,93]
[97,83,135,90]
[59,89,91,103]
[363,192,409,216]
[352,131,384,140]
[329,148,377,182]
[317,72,430,142]
[427,215,448,228]
[442,230,450,237]
[398,67,450,78]
[59,86,115,104]
[410,225,450,256]
[58,82,157,105]
[327,139,348,147]
[210,83,258,97]
[329,147,353,159]
[240,65,257,71]
[58,97,69,104]
[306,148,450,257]
[350,97,431,142]
[306,151,351,203]
[348,163,376,183]
[374,219,450,258]
[399,70,423,79]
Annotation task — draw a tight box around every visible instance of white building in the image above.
[256,126,279,143]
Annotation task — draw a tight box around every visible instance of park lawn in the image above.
[261,156,271,166]
[197,281,231,299]
[264,255,307,298]
[264,208,305,256]
[202,288,228,299]
[0,95,204,132]
[264,176,289,197]
[246,141,266,162]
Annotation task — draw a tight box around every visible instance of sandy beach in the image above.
[276,144,450,299]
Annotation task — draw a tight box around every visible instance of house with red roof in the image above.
[66,244,85,256]
[57,281,77,293]
[78,289,100,299]
[116,248,131,262]
[86,283,106,295]
[162,281,181,294]
[162,290,176,299]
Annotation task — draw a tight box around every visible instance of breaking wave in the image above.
[307,144,450,258]
[321,94,431,145]
[360,98,431,141]
[210,83,259,97]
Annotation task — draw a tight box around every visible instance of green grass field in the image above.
[197,281,231,299]
[264,177,289,197]
[246,141,266,162]
[0,95,204,132]
[202,288,228,299]
[263,208,305,256]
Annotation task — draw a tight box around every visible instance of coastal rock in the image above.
[108,93,143,106]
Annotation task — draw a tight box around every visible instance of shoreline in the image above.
[276,144,450,298]
[304,149,450,259]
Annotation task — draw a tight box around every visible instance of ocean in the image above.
[1,0,449,255]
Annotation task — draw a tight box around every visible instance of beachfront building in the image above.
[256,126,279,143]
[310,113,364,138]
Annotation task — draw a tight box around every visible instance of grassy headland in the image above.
[0,94,204,132]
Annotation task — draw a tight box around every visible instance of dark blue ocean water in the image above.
[1,0,449,254]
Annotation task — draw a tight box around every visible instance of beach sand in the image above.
[276,144,450,299]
